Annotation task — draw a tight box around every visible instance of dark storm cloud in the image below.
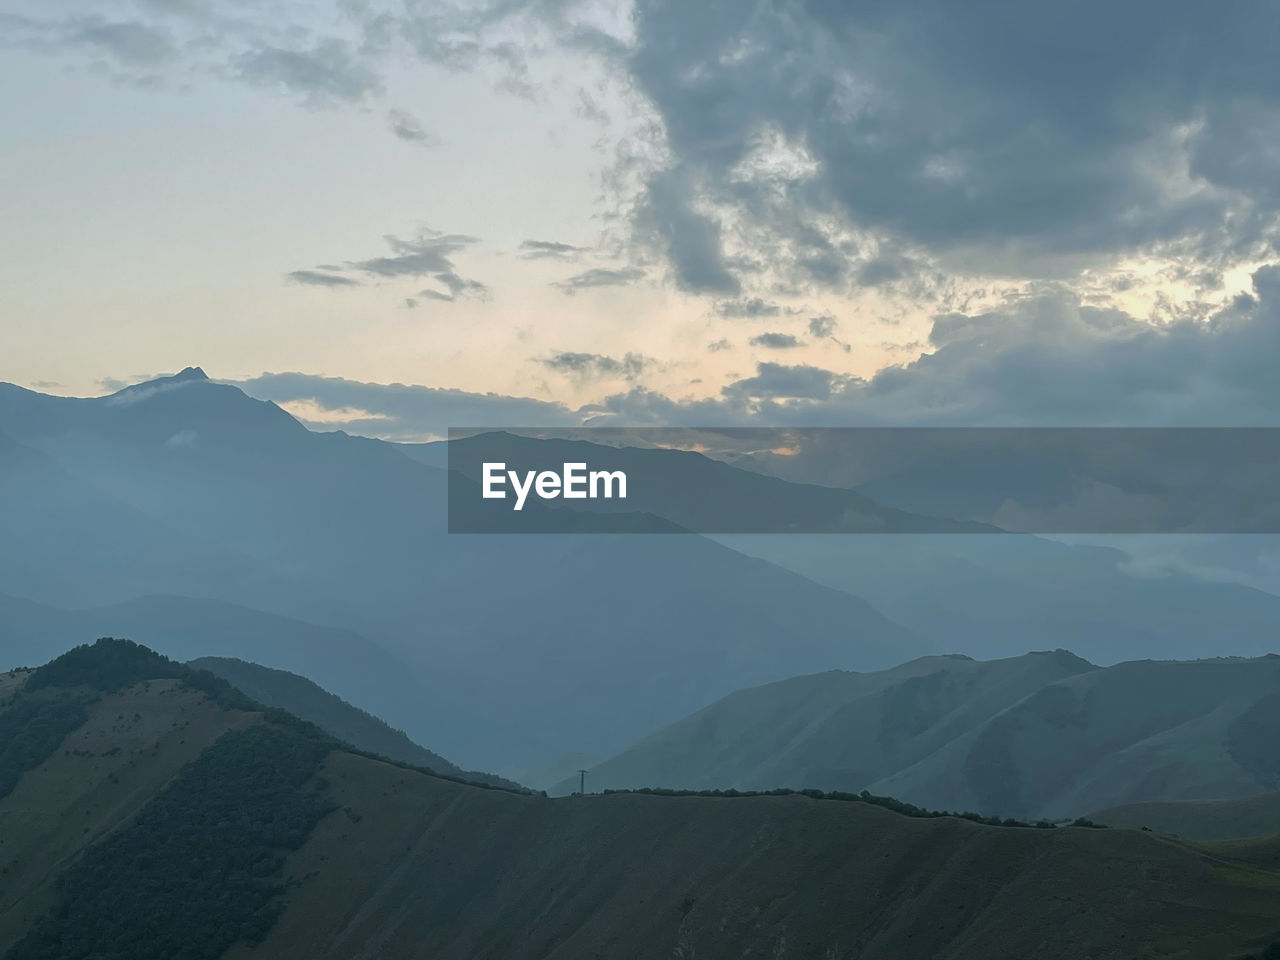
[286,270,361,287]
[554,267,645,294]
[749,332,803,349]
[622,0,1280,291]
[590,263,1280,427]
[635,167,740,294]
[540,351,654,380]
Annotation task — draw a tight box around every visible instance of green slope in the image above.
[558,650,1095,795]
[571,651,1280,821]
[1094,791,1280,841]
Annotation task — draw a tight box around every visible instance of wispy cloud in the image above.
[554,267,645,294]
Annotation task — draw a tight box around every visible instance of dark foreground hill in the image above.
[2,641,1280,960]
[569,651,1280,820]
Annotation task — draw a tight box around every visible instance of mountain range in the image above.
[0,371,921,770]
[563,650,1280,821]
[3,640,1279,960]
[6,370,1280,778]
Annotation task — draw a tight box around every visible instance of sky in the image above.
[3,0,1280,437]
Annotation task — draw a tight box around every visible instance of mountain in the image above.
[871,655,1280,819]
[3,640,1280,960]
[719,532,1280,663]
[555,650,1095,795]
[440,431,987,532]
[567,652,1280,821]
[1093,791,1280,841]
[187,656,518,789]
[0,374,926,769]
[0,592,460,750]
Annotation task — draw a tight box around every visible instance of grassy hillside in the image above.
[873,655,1280,819]
[557,650,1096,794]
[2,641,1280,959]
[571,651,1280,821]
[188,657,520,789]
[1094,791,1280,841]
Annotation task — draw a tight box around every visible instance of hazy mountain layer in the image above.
[0,373,925,769]
[556,650,1094,795]
[720,533,1280,664]
[188,656,518,788]
[872,655,1280,819]
[570,652,1280,820]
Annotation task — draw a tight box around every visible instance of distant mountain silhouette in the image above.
[0,374,925,769]
[721,533,1280,663]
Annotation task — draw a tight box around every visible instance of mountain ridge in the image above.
[3,639,1280,960]
[566,650,1280,821]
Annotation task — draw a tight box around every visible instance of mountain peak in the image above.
[172,366,208,382]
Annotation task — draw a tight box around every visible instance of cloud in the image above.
[635,166,740,294]
[286,269,361,287]
[386,109,439,146]
[622,0,1280,294]
[275,398,392,425]
[288,230,488,301]
[808,314,852,352]
[234,372,578,441]
[808,315,836,339]
[353,232,479,278]
[749,332,803,349]
[707,338,732,352]
[727,362,841,400]
[67,16,176,67]
[96,374,160,393]
[520,240,588,261]
[714,297,782,319]
[233,38,382,106]
[238,263,1280,436]
[554,267,645,294]
[540,351,654,381]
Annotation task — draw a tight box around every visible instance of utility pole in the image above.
[578,768,587,796]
